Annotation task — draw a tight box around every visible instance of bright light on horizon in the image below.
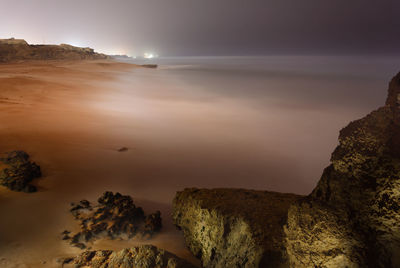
[144,52,158,59]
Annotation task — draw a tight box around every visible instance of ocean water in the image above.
[99,55,400,195]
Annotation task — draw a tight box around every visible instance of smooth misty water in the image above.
[101,55,400,194]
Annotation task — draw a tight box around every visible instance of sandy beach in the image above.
[0,60,200,267]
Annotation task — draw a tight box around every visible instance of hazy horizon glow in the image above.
[1,0,399,56]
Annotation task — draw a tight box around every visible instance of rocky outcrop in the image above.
[0,150,41,192]
[64,191,162,249]
[173,188,302,267]
[174,73,400,267]
[285,72,400,267]
[68,245,196,268]
[0,38,109,62]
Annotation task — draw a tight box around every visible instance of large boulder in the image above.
[0,150,41,192]
[173,188,302,267]
[68,245,196,268]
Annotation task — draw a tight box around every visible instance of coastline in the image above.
[0,60,198,267]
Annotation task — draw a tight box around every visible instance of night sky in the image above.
[1,0,399,56]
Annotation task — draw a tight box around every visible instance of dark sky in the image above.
[1,0,399,56]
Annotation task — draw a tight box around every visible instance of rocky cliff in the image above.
[0,38,109,62]
[285,72,400,267]
[173,72,400,267]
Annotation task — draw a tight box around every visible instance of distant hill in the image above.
[0,38,109,62]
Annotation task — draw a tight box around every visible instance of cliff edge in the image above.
[0,38,109,62]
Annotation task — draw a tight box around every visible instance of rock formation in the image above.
[140,64,158,69]
[285,72,400,267]
[173,72,400,267]
[64,191,162,249]
[0,38,109,62]
[173,188,301,267]
[0,150,41,192]
[67,245,196,268]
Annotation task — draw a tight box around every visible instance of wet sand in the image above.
[0,60,199,267]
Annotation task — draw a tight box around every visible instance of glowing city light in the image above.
[143,52,158,59]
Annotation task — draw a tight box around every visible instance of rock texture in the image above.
[69,245,196,268]
[0,150,41,192]
[65,191,162,249]
[173,188,302,267]
[285,72,400,267]
[0,38,109,62]
[174,73,400,267]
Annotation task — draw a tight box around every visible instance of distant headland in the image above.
[0,38,109,62]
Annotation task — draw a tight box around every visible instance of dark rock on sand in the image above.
[0,38,109,62]
[174,72,400,267]
[173,188,301,267]
[0,150,41,192]
[140,64,158,69]
[65,191,162,249]
[61,230,71,240]
[71,245,196,268]
[144,211,162,236]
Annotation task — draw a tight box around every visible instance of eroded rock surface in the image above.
[285,72,400,267]
[0,38,109,62]
[173,188,302,267]
[65,191,162,249]
[69,245,196,268]
[0,150,41,192]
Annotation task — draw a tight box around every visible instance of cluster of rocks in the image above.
[64,245,195,268]
[0,150,41,192]
[0,38,109,62]
[173,72,400,267]
[64,191,162,249]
